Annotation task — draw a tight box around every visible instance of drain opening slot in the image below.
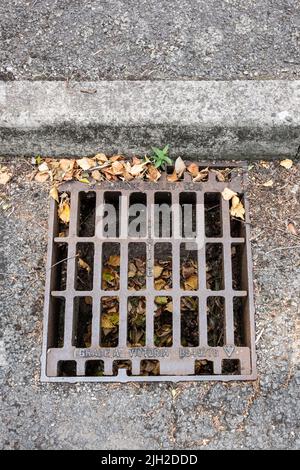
[48,297,65,348]
[205,193,222,237]
[73,297,92,348]
[154,242,172,290]
[180,244,198,291]
[179,192,196,238]
[58,360,76,377]
[128,193,147,237]
[127,296,146,347]
[100,296,119,347]
[195,360,214,375]
[207,297,225,347]
[86,360,104,377]
[52,243,68,291]
[181,296,199,347]
[140,360,160,376]
[101,242,120,291]
[113,360,132,376]
[206,243,224,290]
[103,191,121,238]
[128,243,146,290]
[75,243,94,291]
[154,192,172,238]
[154,296,173,347]
[78,191,96,237]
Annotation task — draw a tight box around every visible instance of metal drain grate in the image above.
[41,162,256,382]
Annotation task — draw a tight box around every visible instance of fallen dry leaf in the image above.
[130,163,147,177]
[193,168,209,182]
[147,164,161,182]
[78,258,91,273]
[167,169,179,182]
[154,278,166,290]
[107,255,120,267]
[132,156,141,165]
[111,161,125,175]
[0,169,12,185]
[222,187,237,201]
[95,153,108,163]
[260,161,270,169]
[154,265,164,279]
[287,222,297,236]
[91,170,102,181]
[184,274,198,290]
[77,157,96,171]
[35,172,49,183]
[49,186,59,203]
[280,159,293,170]
[109,155,123,163]
[175,156,186,177]
[38,162,49,172]
[187,163,199,177]
[262,179,274,187]
[58,200,70,224]
[230,195,245,220]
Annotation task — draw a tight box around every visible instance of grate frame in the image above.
[41,161,257,383]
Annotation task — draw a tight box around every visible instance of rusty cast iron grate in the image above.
[41,162,256,382]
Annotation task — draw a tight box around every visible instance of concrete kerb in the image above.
[0,80,299,159]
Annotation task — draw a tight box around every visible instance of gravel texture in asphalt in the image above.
[0,0,300,81]
[0,157,299,450]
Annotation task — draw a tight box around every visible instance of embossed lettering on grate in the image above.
[41,162,256,382]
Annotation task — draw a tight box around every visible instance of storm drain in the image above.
[41,162,256,382]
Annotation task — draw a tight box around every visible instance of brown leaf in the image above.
[182,264,195,279]
[111,161,125,175]
[154,278,166,290]
[49,186,59,203]
[280,159,293,169]
[132,156,141,165]
[35,172,49,182]
[154,265,164,278]
[262,179,274,187]
[184,274,198,290]
[77,157,96,170]
[109,155,123,162]
[213,170,226,182]
[187,163,199,177]
[78,258,91,273]
[59,159,75,173]
[167,169,179,182]
[222,187,237,201]
[147,164,161,182]
[192,169,209,182]
[95,153,108,163]
[130,163,147,177]
[230,195,245,220]
[91,170,102,181]
[0,169,12,185]
[287,222,297,236]
[107,255,120,267]
[58,200,70,224]
[128,262,137,278]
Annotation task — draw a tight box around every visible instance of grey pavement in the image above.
[0,0,300,81]
[0,158,299,450]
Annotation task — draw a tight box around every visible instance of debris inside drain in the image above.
[42,160,256,382]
